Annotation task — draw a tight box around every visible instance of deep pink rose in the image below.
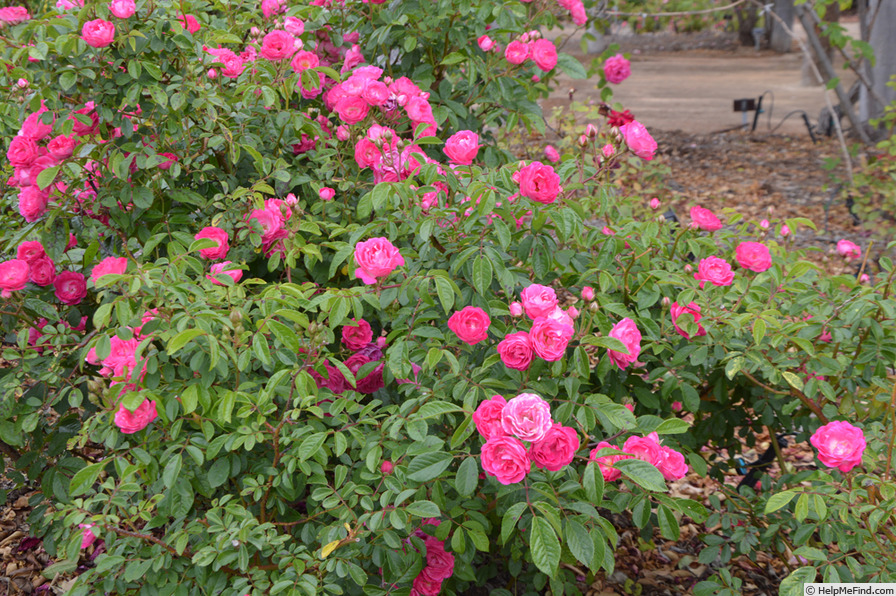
[0,259,30,297]
[448,306,490,345]
[620,120,657,161]
[504,40,530,65]
[247,208,286,246]
[735,241,772,273]
[109,0,135,18]
[658,446,688,480]
[20,105,54,140]
[79,524,97,549]
[344,344,384,394]
[17,241,45,264]
[529,424,579,471]
[18,187,49,222]
[81,19,116,48]
[412,568,443,596]
[91,256,127,283]
[810,421,866,473]
[480,435,530,485]
[497,331,534,371]
[694,256,734,288]
[444,130,479,165]
[623,433,664,467]
[283,16,304,35]
[478,35,494,52]
[260,30,296,61]
[342,319,373,351]
[530,39,558,72]
[589,441,629,481]
[501,393,552,443]
[47,135,77,160]
[353,237,404,284]
[690,206,722,231]
[424,537,454,581]
[335,95,370,125]
[361,80,390,106]
[261,0,285,18]
[207,262,243,285]
[836,239,861,260]
[603,53,630,84]
[29,256,56,286]
[473,395,507,440]
[217,50,245,78]
[291,50,319,72]
[607,317,641,369]
[544,145,560,163]
[670,301,706,339]
[0,6,30,24]
[177,14,201,33]
[115,399,158,434]
[6,136,40,168]
[520,283,557,319]
[54,271,87,305]
[529,317,573,362]
[518,161,561,204]
[194,226,229,260]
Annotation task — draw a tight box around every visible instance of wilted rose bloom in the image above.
[497,331,534,370]
[690,205,722,231]
[260,30,296,61]
[607,317,641,369]
[670,301,706,339]
[207,262,242,285]
[81,19,116,48]
[448,306,491,345]
[473,394,507,440]
[603,53,630,84]
[658,446,688,480]
[341,318,373,351]
[79,524,97,549]
[810,421,866,473]
[477,35,494,51]
[108,0,135,18]
[54,271,87,305]
[353,237,404,285]
[344,344,385,394]
[444,130,480,165]
[530,39,557,71]
[735,241,772,272]
[480,435,530,485]
[115,399,158,434]
[529,423,579,471]
[0,259,30,297]
[423,536,455,581]
[194,227,229,260]
[90,256,127,283]
[619,120,657,161]
[623,433,664,467]
[518,161,561,204]
[501,393,552,443]
[589,442,629,481]
[694,256,734,288]
[836,239,861,260]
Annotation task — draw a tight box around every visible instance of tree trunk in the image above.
[860,0,896,139]
[734,5,759,47]
[769,0,794,53]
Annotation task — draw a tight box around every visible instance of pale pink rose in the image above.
[530,39,557,72]
[760,219,770,229]
[623,433,663,467]
[448,306,491,345]
[520,284,557,319]
[108,0,135,18]
[509,301,523,317]
[79,524,97,549]
[480,435,530,485]
[444,130,479,165]
[17,241,45,264]
[207,262,242,285]
[473,395,507,440]
[28,257,54,286]
[658,446,688,480]
[620,120,657,161]
[529,317,573,362]
[353,237,404,284]
[589,442,629,481]
[283,16,304,35]
[91,256,127,283]
[603,53,630,84]
[735,241,772,272]
[694,256,734,288]
[649,198,660,209]
[810,421,866,473]
[836,239,861,260]
[529,424,579,471]
[0,259,30,297]
[115,399,158,434]
[607,317,641,369]
[319,187,335,201]
[194,227,229,260]
[582,286,594,301]
[424,537,454,581]
[690,206,722,231]
[54,271,87,305]
[545,306,574,328]
[504,40,530,65]
[518,161,561,204]
[477,35,494,52]
[670,301,706,339]
[260,30,296,61]
[0,6,30,23]
[177,14,201,33]
[501,393,552,443]
[81,19,116,48]
[497,331,534,371]
[342,318,373,351]
[544,145,560,162]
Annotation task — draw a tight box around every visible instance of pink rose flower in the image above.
[444,130,480,165]
[518,161,561,204]
[623,433,664,467]
[836,239,861,260]
[620,120,657,161]
[810,421,866,473]
[504,40,530,65]
[520,283,558,319]
[0,259,30,297]
[353,237,404,285]
[607,317,641,370]
[115,399,158,434]
[193,227,229,260]
[344,344,385,394]
[54,271,87,305]
[260,0,285,18]
[544,145,560,163]
[529,316,573,362]
[694,256,734,288]
[670,301,706,339]
[735,241,772,272]
[342,318,373,351]
[18,187,49,222]
[509,301,523,317]
[412,569,443,596]
[362,81,390,106]
[380,460,394,475]
[448,306,491,345]
[582,286,595,301]
[90,256,127,283]
[108,0,135,18]
[501,393,552,443]
[424,537,455,581]
[658,446,688,480]
[177,14,201,33]
[529,423,579,471]
[690,205,722,231]
[6,136,40,167]
[260,30,296,61]
[283,16,304,35]
[81,19,116,48]
[28,256,56,286]
[480,435,530,485]
[335,95,370,125]
[17,241,45,264]
[477,35,494,52]
[0,6,30,23]
[671,401,683,412]
[497,331,534,371]
[589,442,629,481]
[603,53,630,84]
[650,198,661,209]
[207,262,242,285]
[531,39,558,72]
[781,224,791,237]
[79,524,97,549]
[473,395,507,440]
[47,135,77,160]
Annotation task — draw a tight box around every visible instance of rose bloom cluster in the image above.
[498,284,576,370]
[0,240,92,305]
[0,6,30,24]
[503,32,558,72]
[353,123,431,185]
[474,393,579,485]
[589,432,688,482]
[246,198,293,256]
[409,522,455,596]
[307,319,386,395]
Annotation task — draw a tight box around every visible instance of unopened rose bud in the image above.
[577,134,589,147]
[582,286,594,301]
[319,187,335,201]
[588,302,599,313]
[624,404,634,412]
[16,78,29,88]
[781,224,790,237]
[860,273,870,283]
[509,301,523,317]
[585,123,598,138]
[376,337,387,348]
[760,219,769,229]
[602,144,615,158]
[568,306,579,319]
[336,125,349,141]
[285,192,298,206]
[649,198,660,210]
[684,264,693,273]
[229,309,243,325]
[208,68,217,79]
[661,296,671,308]
[381,460,394,475]
[671,401,683,412]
